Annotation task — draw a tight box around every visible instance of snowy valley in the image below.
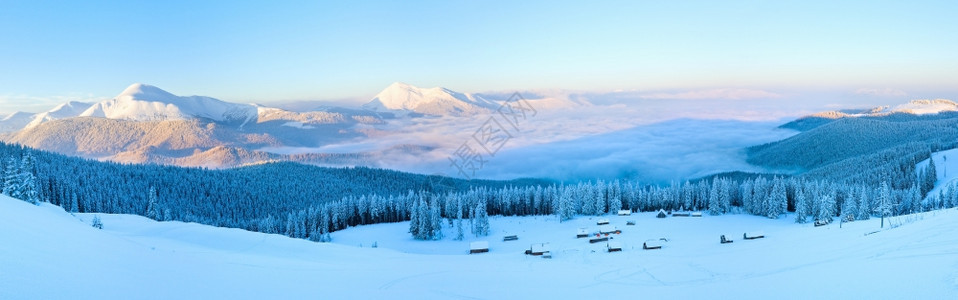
[2,194,956,299]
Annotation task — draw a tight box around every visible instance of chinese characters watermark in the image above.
[448,92,537,179]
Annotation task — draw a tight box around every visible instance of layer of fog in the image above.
[262,94,815,183]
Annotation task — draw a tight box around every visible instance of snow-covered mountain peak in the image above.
[117,83,177,101]
[24,100,93,129]
[2,111,33,122]
[362,82,498,117]
[79,83,257,122]
[891,99,958,115]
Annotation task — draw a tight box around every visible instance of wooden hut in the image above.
[525,243,551,256]
[576,228,590,238]
[643,239,663,250]
[469,241,489,254]
[656,209,667,218]
[691,212,703,217]
[589,236,609,244]
[720,234,734,244]
[607,241,623,252]
[743,231,765,240]
[599,224,621,235]
[617,210,631,216]
[503,235,519,241]
[597,218,610,225]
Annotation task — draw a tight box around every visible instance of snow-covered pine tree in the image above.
[794,190,809,223]
[708,179,722,215]
[428,196,443,240]
[856,187,871,220]
[815,192,835,223]
[609,180,622,213]
[409,196,426,240]
[146,186,159,220]
[841,190,858,221]
[741,180,754,214]
[91,215,103,229]
[767,179,786,219]
[455,197,465,240]
[473,200,489,236]
[18,155,40,204]
[720,179,732,214]
[877,181,893,227]
[924,156,937,196]
[2,157,21,199]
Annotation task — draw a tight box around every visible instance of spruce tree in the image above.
[146,186,159,220]
[18,155,40,204]
[767,179,786,219]
[841,190,858,221]
[794,190,809,223]
[3,157,21,198]
[708,179,722,215]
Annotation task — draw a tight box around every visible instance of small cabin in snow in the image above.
[617,210,631,216]
[744,231,765,240]
[599,224,620,235]
[576,228,590,238]
[691,212,703,217]
[526,243,551,256]
[589,236,609,244]
[643,239,663,250]
[720,234,734,244]
[469,241,489,254]
[656,209,667,218]
[672,212,690,217]
[607,241,623,252]
[597,218,610,225]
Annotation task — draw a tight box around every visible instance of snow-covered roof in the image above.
[607,241,622,249]
[531,243,550,253]
[470,241,489,250]
[599,224,617,233]
[644,239,664,248]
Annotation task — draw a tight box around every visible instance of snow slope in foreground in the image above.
[1,196,957,299]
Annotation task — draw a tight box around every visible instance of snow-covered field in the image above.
[2,195,957,299]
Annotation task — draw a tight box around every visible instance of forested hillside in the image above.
[748,116,958,173]
[0,142,545,231]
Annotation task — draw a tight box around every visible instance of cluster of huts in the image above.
[468,210,765,255]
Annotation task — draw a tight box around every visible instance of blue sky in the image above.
[1,1,956,113]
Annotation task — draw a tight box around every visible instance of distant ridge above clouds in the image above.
[781,99,958,131]
[361,82,500,117]
[79,83,257,123]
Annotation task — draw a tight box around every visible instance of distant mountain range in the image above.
[0,82,582,168]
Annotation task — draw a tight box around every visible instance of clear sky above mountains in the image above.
[1,1,956,113]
